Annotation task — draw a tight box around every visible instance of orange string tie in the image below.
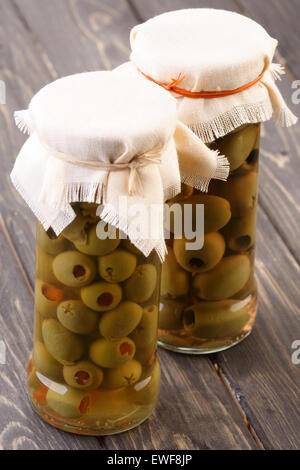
[165,72,185,90]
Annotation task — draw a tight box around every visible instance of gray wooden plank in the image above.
[237,0,300,78]
[104,348,257,450]
[216,205,300,449]
[0,219,101,450]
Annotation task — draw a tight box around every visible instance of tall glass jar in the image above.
[159,124,260,353]
[28,203,161,435]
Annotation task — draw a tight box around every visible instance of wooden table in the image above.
[0,0,299,450]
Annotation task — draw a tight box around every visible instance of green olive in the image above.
[102,359,142,389]
[211,171,258,217]
[35,279,64,319]
[79,202,99,222]
[192,255,251,301]
[183,300,250,338]
[232,274,257,300]
[213,124,258,171]
[33,341,63,381]
[98,249,137,283]
[57,300,98,335]
[158,299,185,330]
[81,282,122,312]
[243,149,259,171]
[99,301,143,340]
[121,239,141,255]
[74,223,120,256]
[46,386,88,418]
[89,337,136,368]
[168,194,231,234]
[36,223,68,255]
[42,319,84,365]
[130,304,158,365]
[52,251,96,288]
[124,264,157,303]
[63,361,103,390]
[62,213,91,244]
[173,232,225,273]
[222,209,256,251]
[36,248,59,285]
[161,248,189,298]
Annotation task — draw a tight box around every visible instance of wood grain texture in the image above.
[216,206,300,449]
[0,219,101,450]
[103,349,257,450]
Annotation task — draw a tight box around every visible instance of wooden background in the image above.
[0,0,299,450]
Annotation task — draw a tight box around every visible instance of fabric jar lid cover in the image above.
[130,8,297,143]
[11,65,185,260]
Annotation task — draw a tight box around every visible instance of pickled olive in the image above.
[63,361,103,390]
[211,171,258,217]
[124,264,157,303]
[36,223,68,255]
[222,209,256,251]
[89,337,136,368]
[102,359,142,389]
[52,251,96,288]
[42,319,84,365]
[46,386,88,418]
[129,359,161,404]
[98,250,137,283]
[57,300,98,335]
[244,148,259,170]
[35,279,64,319]
[122,239,141,255]
[74,223,120,256]
[79,202,99,222]
[183,300,250,339]
[212,124,258,171]
[99,301,143,340]
[168,194,231,234]
[33,341,63,381]
[171,184,194,202]
[36,248,59,285]
[81,282,122,312]
[161,248,189,298]
[158,299,185,330]
[130,305,158,365]
[62,213,91,244]
[192,255,251,301]
[173,232,225,273]
[232,274,257,300]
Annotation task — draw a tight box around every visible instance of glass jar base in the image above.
[28,393,154,436]
[158,329,252,355]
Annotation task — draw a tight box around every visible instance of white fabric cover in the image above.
[11,67,183,260]
[130,8,297,143]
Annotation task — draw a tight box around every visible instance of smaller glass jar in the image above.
[158,124,260,353]
[28,203,161,435]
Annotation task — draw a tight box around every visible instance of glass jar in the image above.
[28,203,161,435]
[159,123,260,354]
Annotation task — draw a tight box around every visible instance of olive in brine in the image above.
[124,264,157,303]
[192,255,251,301]
[35,280,64,319]
[222,208,256,251]
[81,282,122,312]
[102,359,142,389]
[130,305,158,365]
[52,251,96,288]
[36,223,68,255]
[121,239,141,255]
[232,274,256,300]
[89,337,136,368]
[183,300,250,338]
[33,341,63,381]
[62,213,91,244]
[74,223,120,256]
[98,249,137,283]
[46,386,88,418]
[99,301,143,340]
[173,232,225,273]
[168,194,231,234]
[213,125,258,171]
[63,361,103,390]
[36,248,59,285]
[57,300,98,335]
[159,299,185,330]
[161,248,189,298]
[42,319,84,365]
